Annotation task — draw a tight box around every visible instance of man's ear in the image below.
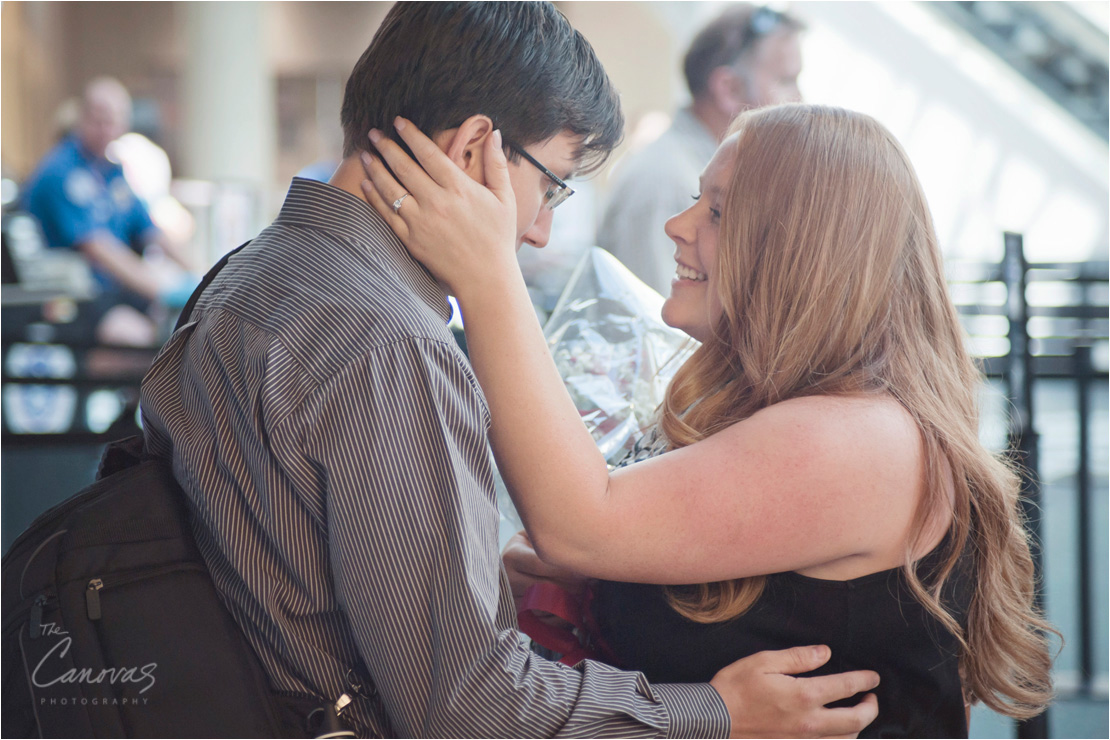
[436,115,495,184]
[707,66,746,117]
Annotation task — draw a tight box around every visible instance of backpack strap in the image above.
[97,435,146,478]
[162,239,383,735]
[123,240,250,468]
[174,240,251,332]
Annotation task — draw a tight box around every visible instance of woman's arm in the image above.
[361,120,923,584]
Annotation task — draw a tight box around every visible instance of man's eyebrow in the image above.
[560,156,581,182]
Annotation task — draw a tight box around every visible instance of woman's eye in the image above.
[692,194,720,221]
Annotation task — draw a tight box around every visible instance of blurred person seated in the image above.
[21,77,199,347]
[597,4,803,295]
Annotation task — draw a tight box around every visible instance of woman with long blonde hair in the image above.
[360,103,1054,736]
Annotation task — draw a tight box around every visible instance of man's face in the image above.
[78,95,131,160]
[734,30,803,112]
[504,131,580,250]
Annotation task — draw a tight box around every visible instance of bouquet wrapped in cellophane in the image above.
[497,248,695,544]
[544,247,696,465]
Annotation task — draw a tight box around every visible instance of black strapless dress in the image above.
[593,429,973,738]
[593,542,974,738]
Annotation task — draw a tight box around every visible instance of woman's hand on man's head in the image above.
[359,117,519,303]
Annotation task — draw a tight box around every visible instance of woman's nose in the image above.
[664,204,695,247]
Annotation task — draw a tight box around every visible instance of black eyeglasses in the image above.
[503,138,575,211]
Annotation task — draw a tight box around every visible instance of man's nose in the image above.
[522,207,554,249]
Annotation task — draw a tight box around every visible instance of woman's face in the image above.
[660,136,739,343]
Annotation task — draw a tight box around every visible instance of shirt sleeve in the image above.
[302,337,730,738]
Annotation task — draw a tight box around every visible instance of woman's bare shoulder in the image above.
[741,394,922,463]
[597,394,930,582]
[740,395,931,578]
[728,394,926,523]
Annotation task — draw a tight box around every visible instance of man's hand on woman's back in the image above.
[711,645,879,738]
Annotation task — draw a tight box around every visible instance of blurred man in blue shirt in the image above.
[22,77,197,345]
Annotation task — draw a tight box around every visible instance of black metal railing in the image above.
[950,233,1108,737]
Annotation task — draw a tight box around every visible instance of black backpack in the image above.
[1,243,324,738]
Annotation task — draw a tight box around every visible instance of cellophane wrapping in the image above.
[497,248,695,544]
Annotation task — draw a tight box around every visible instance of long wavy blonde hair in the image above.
[659,104,1054,718]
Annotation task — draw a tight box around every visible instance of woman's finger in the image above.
[392,116,470,189]
[364,133,424,204]
[360,178,409,243]
[359,154,411,242]
[367,128,441,200]
[361,147,412,206]
[484,129,515,207]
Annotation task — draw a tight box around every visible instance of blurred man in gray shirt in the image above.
[597,5,804,295]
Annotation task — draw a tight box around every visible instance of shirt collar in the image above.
[274,178,452,323]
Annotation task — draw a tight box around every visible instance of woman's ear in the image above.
[443,115,496,183]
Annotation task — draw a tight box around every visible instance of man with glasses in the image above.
[141,3,876,737]
[599,4,804,295]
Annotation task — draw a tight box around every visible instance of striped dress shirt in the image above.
[140,178,730,738]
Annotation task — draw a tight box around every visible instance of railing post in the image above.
[1003,232,1050,739]
[1075,343,1093,696]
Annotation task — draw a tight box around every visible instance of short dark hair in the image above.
[341,1,623,174]
[683,4,803,98]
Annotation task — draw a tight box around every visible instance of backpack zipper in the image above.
[83,562,206,621]
[3,592,57,641]
[29,594,49,640]
[86,579,104,620]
